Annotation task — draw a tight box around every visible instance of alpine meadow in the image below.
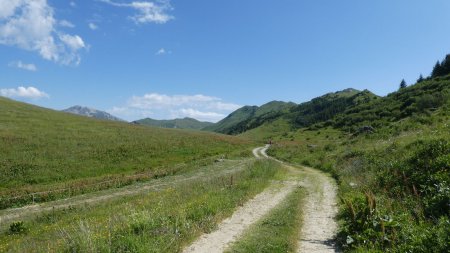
[1,1,449,253]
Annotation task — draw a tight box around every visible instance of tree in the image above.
[431,61,443,78]
[440,54,450,76]
[399,79,407,89]
[417,74,424,83]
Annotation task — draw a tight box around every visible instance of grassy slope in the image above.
[204,101,296,135]
[203,105,258,133]
[0,97,252,199]
[133,117,213,130]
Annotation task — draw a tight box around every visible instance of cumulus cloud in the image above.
[0,86,49,99]
[8,60,37,71]
[100,0,174,24]
[88,23,98,30]
[0,0,86,65]
[109,93,241,122]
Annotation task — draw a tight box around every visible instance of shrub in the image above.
[9,221,28,234]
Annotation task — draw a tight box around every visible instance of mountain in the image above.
[203,101,296,135]
[133,117,213,130]
[62,105,123,121]
[205,90,380,135]
[288,88,379,129]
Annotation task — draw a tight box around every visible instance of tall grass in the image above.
[0,160,281,252]
[267,108,449,252]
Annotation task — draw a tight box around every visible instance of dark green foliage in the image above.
[431,54,450,78]
[378,139,449,218]
[417,74,424,83]
[431,61,443,78]
[9,221,28,234]
[290,89,378,128]
[334,77,450,131]
[338,139,450,252]
[399,79,407,89]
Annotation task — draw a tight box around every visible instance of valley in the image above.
[0,56,449,252]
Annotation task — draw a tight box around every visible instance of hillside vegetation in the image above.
[239,57,449,252]
[204,101,296,135]
[133,117,213,130]
[0,98,252,208]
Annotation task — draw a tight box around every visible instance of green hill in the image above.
[0,97,252,207]
[203,101,296,135]
[133,117,213,130]
[288,88,379,129]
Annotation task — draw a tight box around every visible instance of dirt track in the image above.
[183,146,339,252]
[0,160,249,230]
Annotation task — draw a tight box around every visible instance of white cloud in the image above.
[156,48,171,55]
[59,34,85,50]
[156,48,165,55]
[70,1,76,7]
[175,108,225,122]
[0,0,86,65]
[0,86,49,99]
[8,61,37,71]
[110,93,241,122]
[88,23,98,30]
[59,20,75,28]
[100,0,174,24]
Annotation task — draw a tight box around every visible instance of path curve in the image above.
[256,146,339,252]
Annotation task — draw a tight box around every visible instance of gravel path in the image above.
[259,146,339,252]
[184,146,339,253]
[295,166,339,252]
[183,181,298,253]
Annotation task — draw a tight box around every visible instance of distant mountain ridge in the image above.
[62,106,123,121]
[133,117,213,130]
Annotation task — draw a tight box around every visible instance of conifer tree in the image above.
[431,61,442,78]
[440,54,450,76]
[399,79,407,89]
[417,74,424,83]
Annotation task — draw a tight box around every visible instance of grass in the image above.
[0,97,253,208]
[0,159,282,252]
[226,187,305,253]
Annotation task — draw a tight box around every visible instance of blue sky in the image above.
[1,0,450,122]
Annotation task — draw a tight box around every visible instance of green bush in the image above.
[9,221,28,234]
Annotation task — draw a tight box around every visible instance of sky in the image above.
[1,0,450,122]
